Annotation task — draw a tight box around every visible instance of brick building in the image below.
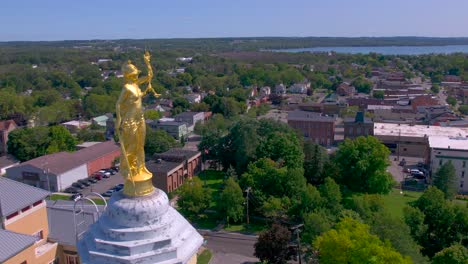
[147,148,202,193]
[344,112,374,139]
[287,110,336,146]
[0,120,17,156]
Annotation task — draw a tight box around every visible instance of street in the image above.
[199,230,259,264]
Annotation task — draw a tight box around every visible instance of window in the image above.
[463,161,466,168]
[33,200,43,207]
[65,254,79,264]
[460,181,464,188]
[6,211,19,220]
[32,230,43,242]
[21,206,31,212]
[439,159,443,166]
[463,171,465,178]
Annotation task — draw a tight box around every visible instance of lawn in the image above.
[197,170,225,209]
[382,189,422,219]
[224,218,268,234]
[197,249,213,264]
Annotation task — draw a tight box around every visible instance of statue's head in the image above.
[122,60,140,80]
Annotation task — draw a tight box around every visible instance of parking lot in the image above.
[77,173,124,197]
[388,155,427,184]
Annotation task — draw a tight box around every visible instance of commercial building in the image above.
[428,136,468,194]
[344,112,374,139]
[147,148,202,193]
[287,110,336,146]
[6,141,120,192]
[151,120,189,140]
[374,123,468,157]
[0,177,57,264]
[174,111,205,132]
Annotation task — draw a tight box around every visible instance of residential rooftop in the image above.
[374,122,468,138]
[428,136,468,151]
[0,229,37,263]
[146,160,182,174]
[0,177,50,217]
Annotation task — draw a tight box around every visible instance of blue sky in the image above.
[2,0,468,41]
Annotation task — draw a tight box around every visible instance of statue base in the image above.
[77,189,203,264]
[123,178,154,197]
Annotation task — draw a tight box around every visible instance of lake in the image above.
[271,45,468,55]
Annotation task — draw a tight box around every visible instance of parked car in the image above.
[113,184,124,192]
[102,189,115,197]
[64,187,79,194]
[88,178,98,184]
[111,166,119,172]
[70,193,83,202]
[78,179,91,186]
[99,170,111,177]
[107,169,117,175]
[411,170,425,178]
[93,173,103,181]
[72,182,85,189]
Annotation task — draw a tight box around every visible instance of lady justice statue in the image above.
[116,51,160,197]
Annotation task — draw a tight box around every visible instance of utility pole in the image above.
[245,187,251,225]
[397,129,401,161]
[292,224,304,264]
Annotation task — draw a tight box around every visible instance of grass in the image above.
[198,170,225,210]
[382,189,422,219]
[197,249,213,264]
[49,193,107,205]
[224,218,268,234]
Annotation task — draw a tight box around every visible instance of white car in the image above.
[99,170,111,176]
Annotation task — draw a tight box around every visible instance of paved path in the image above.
[199,230,259,264]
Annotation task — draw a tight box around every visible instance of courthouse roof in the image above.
[0,177,50,217]
[0,229,37,263]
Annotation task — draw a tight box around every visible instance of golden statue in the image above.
[116,51,160,197]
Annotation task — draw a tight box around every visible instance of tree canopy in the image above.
[433,161,458,200]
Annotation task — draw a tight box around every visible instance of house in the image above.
[184,93,202,104]
[0,177,58,264]
[0,120,17,156]
[61,120,91,134]
[344,112,374,139]
[260,86,271,97]
[336,82,356,96]
[147,148,202,193]
[428,136,468,194]
[288,83,309,94]
[410,95,439,111]
[47,199,104,264]
[6,141,120,192]
[287,110,336,146]
[0,155,19,175]
[176,57,193,62]
[151,121,188,140]
[174,112,205,132]
[274,84,286,95]
[91,114,111,127]
[443,75,462,83]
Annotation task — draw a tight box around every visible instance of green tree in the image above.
[431,84,440,94]
[351,76,373,93]
[334,136,393,194]
[459,105,468,115]
[433,161,458,200]
[404,187,468,257]
[447,96,457,106]
[144,109,162,120]
[254,223,293,264]
[173,97,190,111]
[177,177,211,217]
[303,141,328,185]
[145,128,179,157]
[432,244,468,264]
[302,209,333,244]
[314,217,412,264]
[319,177,343,214]
[217,178,244,224]
[47,126,77,154]
[373,90,385,99]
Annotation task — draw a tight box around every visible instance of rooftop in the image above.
[288,110,335,122]
[374,122,468,138]
[174,111,204,118]
[146,160,182,174]
[0,120,16,131]
[0,229,37,263]
[19,141,119,175]
[428,136,468,151]
[46,200,103,246]
[0,177,50,217]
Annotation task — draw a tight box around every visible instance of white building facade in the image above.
[429,136,468,194]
